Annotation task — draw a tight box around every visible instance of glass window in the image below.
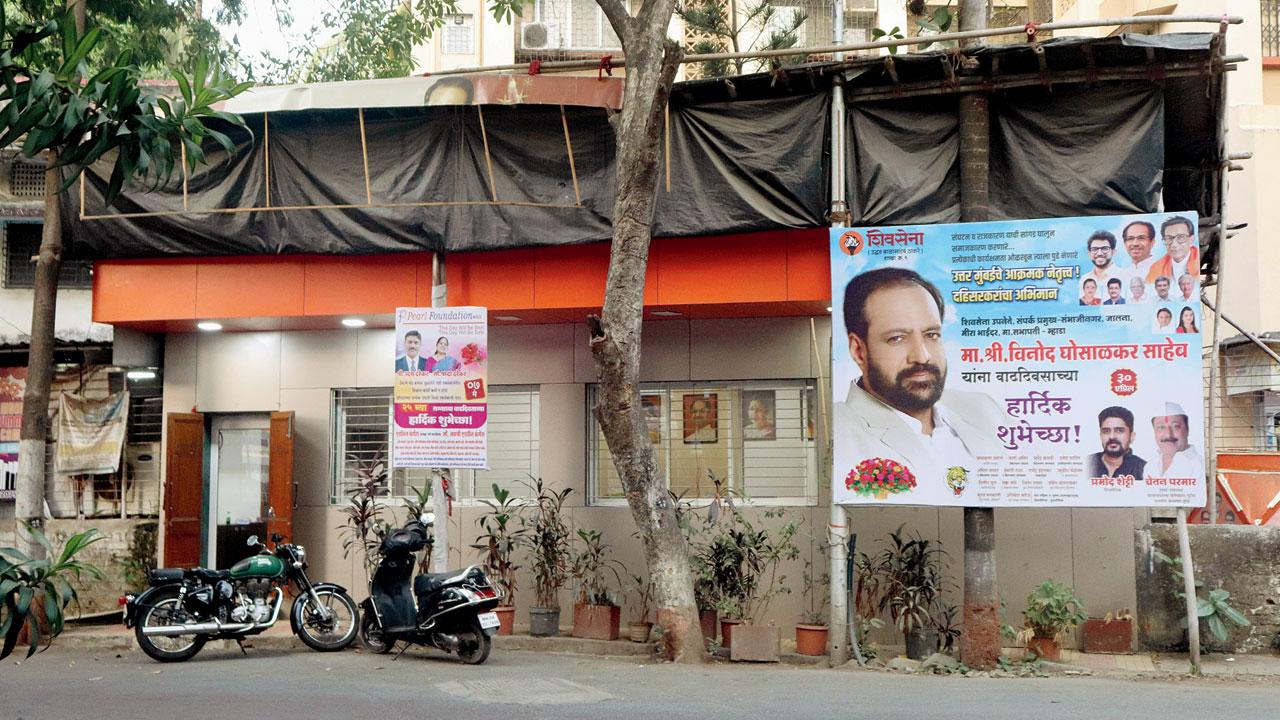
[332,386,538,503]
[589,380,818,504]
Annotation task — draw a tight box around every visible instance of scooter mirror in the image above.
[246,535,258,547]
[420,512,435,526]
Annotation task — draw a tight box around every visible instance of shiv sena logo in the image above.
[838,230,865,256]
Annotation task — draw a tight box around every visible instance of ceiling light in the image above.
[825,306,833,312]
[493,315,522,322]
[197,321,223,331]
[126,370,157,380]
[651,310,681,317]
[341,318,367,328]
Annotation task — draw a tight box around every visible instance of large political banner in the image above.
[392,307,489,469]
[830,213,1205,507]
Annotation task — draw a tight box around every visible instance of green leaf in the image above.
[1196,597,1213,617]
[15,585,33,617]
[1220,604,1250,628]
[1206,614,1227,643]
[172,71,193,105]
[31,70,54,98]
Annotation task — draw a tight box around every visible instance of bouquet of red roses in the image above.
[845,457,917,498]
[459,342,487,365]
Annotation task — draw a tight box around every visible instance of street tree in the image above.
[676,0,805,77]
[268,0,704,661]
[2,4,252,559]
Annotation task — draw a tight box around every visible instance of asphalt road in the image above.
[2,644,1276,720]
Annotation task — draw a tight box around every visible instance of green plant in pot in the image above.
[522,476,572,637]
[708,507,800,662]
[569,529,626,640]
[471,483,527,635]
[2,525,104,660]
[874,525,949,660]
[1021,579,1087,662]
[795,532,831,657]
[627,571,655,643]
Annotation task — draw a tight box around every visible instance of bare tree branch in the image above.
[596,0,635,44]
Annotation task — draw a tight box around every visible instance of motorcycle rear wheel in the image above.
[359,613,394,654]
[134,589,206,663]
[296,588,360,652]
[455,617,492,665]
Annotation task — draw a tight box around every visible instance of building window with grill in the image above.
[524,0,622,51]
[1266,0,1280,57]
[8,159,45,199]
[331,385,539,503]
[589,380,820,504]
[3,222,94,289]
[443,14,475,54]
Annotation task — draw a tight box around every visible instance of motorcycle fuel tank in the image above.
[228,554,286,580]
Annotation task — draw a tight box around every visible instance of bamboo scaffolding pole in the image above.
[263,113,271,208]
[80,199,586,221]
[424,15,1243,77]
[476,106,498,202]
[358,108,373,205]
[1206,29,1229,526]
[180,141,189,211]
[664,105,671,193]
[560,105,582,205]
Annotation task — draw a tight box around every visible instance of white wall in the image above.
[0,288,111,346]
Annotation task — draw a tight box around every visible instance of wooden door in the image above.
[164,413,204,568]
[267,411,295,545]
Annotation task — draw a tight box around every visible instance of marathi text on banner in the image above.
[830,213,1205,508]
[392,306,489,469]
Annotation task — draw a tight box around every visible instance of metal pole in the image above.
[1176,508,1201,673]
[1205,27,1230,526]
[431,252,450,573]
[423,15,1244,77]
[827,71,851,667]
[1202,297,1280,365]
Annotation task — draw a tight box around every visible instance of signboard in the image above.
[830,213,1205,507]
[392,307,489,469]
[0,368,24,501]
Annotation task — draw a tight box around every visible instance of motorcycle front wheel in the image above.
[359,612,394,654]
[134,588,206,663]
[295,588,359,652]
[455,616,492,665]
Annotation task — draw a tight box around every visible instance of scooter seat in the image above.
[413,572,455,596]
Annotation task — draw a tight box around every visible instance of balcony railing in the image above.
[1265,0,1280,57]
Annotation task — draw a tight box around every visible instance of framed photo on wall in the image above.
[682,393,718,444]
[741,390,777,441]
[642,394,663,444]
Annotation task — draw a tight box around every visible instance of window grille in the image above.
[332,386,539,503]
[3,222,94,289]
[1266,0,1280,57]
[443,14,475,54]
[589,380,819,504]
[8,159,45,198]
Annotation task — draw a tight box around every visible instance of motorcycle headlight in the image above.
[294,546,306,564]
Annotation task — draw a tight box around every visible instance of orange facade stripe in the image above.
[93,230,832,327]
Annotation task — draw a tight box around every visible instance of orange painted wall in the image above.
[93,229,832,327]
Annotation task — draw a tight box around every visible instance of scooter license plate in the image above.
[477,612,501,630]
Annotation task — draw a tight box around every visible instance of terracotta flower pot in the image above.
[571,602,621,641]
[794,624,829,656]
[700,609,717,643]
[1081,617,1133,654]
[720,618,742,649]
[493,605,515,636]
[628,621,653,643]
[1026,635,1061,662]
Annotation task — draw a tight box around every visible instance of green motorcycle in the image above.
[123,535,358,662]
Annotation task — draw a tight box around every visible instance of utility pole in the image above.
[956,0,1001,671]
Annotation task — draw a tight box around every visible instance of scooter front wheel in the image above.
[455,616,492,665]
[360,612,394,654]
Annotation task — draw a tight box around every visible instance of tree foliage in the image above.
[0,5,253,201]
[1,525,104,660]
[676,0,805,77]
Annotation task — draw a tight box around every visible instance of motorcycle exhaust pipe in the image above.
[141,621,255,637]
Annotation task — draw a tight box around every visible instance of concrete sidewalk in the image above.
[55,621,1280,679]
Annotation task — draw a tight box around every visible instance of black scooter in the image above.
[358,513,502,664]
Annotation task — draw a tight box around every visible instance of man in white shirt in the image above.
[1122,220,1159,279]
[1145,216,1200,284]
[1129,276,1149,303]
[1151,307,1174,333]
[833,268,1008,502]
[1147,403,1204,480]
[1080,230,1133,301]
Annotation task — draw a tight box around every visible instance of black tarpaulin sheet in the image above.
[62,33,1224,260]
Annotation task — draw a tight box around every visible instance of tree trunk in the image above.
[588,0,703,664]
[69,0,86,34]
[956,0,1000,672]
[15,150,63,559]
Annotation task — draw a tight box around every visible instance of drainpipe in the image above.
[827,70,851,667]
[431,252,450,573]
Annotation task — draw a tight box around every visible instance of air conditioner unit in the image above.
[521,21,560,50]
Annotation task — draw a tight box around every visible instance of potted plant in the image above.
[1081,608,1134,654]
[710,507,800,662]
[569,529,625,640]
[795,541,830,657]
[627,572,655,643]
[471,483,527,635]
[875,525,948,660]
[1021,579,1087,662]
[522,476,572,636]
[2,524,104,660]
